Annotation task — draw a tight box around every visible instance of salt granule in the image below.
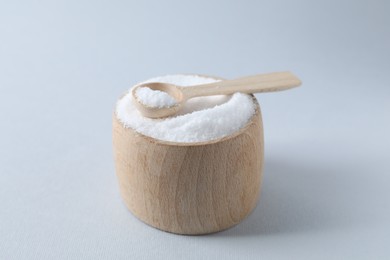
[135,86,177,108]
[116,75,256,143]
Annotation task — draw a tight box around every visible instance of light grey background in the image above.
[1,0,389,259]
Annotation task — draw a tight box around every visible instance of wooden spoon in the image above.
[132,71,301,118]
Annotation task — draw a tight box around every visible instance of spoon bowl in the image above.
[132,82,185,118]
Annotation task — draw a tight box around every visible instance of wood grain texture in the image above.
[113,95,264,235]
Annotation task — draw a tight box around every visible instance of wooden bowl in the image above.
[113,79,264,235]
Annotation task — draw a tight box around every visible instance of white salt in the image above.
[135,86,177,108]
[116,75,256,143]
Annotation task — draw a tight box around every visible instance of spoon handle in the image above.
[181,71,301,99]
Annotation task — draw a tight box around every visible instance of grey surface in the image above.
[1,0,389,259]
